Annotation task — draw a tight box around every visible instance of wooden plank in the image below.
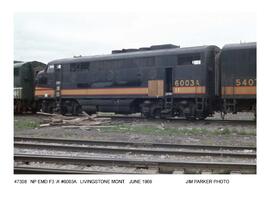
[37,112,57,116]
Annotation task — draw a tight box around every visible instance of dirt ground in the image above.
[14,112,256,147]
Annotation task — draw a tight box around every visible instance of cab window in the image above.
[47,65,55,73]
[178,54,201,65]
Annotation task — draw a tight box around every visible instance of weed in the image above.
[14,120,39,129]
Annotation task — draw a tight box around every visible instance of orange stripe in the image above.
[36,86,207,96]
[173,86,206,94]
[35,87,148,96]
[35,87,53,90]
[61,87,148,96]
[35,90,54,96]
[222,86,256,95]
[35,87,54,96]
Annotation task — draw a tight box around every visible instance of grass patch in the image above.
[235,129,256,136]
[102,124,199,136]
[14,119,39,129]
[213,128,231,135]
[100,124,256,136]
[101,125,211,136]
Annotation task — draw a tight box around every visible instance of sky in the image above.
[14,12,256,64]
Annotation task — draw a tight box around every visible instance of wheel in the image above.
[142,112,151,118]
[141,103,151,118]
[220,112,225,120]
[72,101,82,116]
[185,116,196,121]
[196,112,207,120]
[197,116,207,120]
[252,104,256,121]
[60,105,68,115]
[183,103,196,121]
[41,101,48,113]
[153,108,162,119]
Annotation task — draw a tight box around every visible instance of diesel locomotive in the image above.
[219,42,256,118]
[14,61,46,113]
[19,42,256,119]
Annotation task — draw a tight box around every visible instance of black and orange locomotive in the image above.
[34,43,256,119]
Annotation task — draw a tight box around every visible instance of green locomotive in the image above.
[14,61,46,113]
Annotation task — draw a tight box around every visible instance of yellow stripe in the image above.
[35,87,53,90]
[35,90,54,96]
[61,88,148,96]
[222,86,256,95]
[35,85,210,96]
[173,86,206,94]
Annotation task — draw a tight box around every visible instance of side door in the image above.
[54,64,63,110]
[165,67,173,95]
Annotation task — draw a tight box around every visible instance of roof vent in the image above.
[73,55,82,58]
[14,60,23,63]
[112,44,180,54]
[150,44,179,50]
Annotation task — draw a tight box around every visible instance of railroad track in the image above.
[14,167,104,174]
[14,166,141,174]
[14,136,256,174]
[14,136,256,151]
[14,153,256,174]
[14,141,256,158]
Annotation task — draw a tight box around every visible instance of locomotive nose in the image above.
[35,70,47,85]
[35,70,43,82]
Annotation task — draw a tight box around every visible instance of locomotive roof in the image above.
[14,62,25,68]
[222,42,256,50]
[48,45,219,64]
[14,61,46,69]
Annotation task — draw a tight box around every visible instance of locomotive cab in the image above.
[35,64,58,98]
[171,45,220,119]
[35,70,47,86]
[36,62,73,114]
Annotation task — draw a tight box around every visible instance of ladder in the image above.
[55,80,61,113]
[163,92,174,115]
[224,99,237,114]
[195,98,204,112]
